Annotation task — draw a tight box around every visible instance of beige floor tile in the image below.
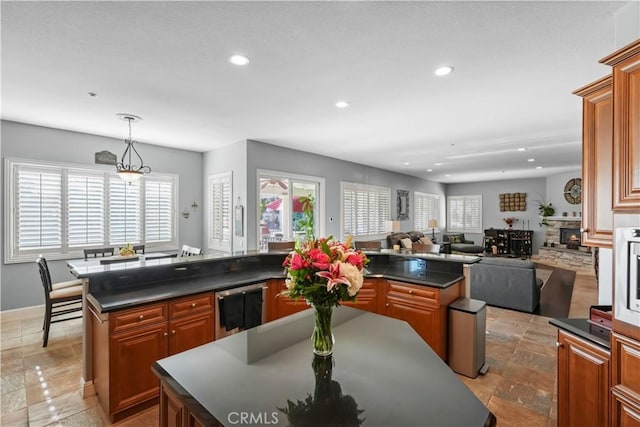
[0,407,29,426]
[487,394,549,427]
[1,371,26,394]
[1,387,27,413]
[28,391,99,427]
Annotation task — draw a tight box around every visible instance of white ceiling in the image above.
[1,1,629,183]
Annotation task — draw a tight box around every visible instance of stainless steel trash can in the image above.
[448,298,487,378]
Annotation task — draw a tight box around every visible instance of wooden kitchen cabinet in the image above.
[557,329,610,427]
[611,332,640,427]
[601,39,640,211]
[265,278,310,322]
[574,76,614,248]
[168,294,214,355]
[91,292,215,422]
[110,322,169,414]
[383,280,461,360]
[340,277,382,314]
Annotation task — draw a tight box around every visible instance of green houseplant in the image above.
[537,201,555,226]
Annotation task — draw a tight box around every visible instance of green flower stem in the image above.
[312,304,333,356]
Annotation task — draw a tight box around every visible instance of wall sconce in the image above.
[182,208,191,219]
[191,200,199,211]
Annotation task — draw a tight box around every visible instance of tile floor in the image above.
[0,267,598,426]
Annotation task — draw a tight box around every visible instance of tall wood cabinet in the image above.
[601,40,640,212]
[557,330,610,427]
[574,76,614,248]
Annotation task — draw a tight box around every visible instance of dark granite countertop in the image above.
[549,318,611,350]
[72,252,471,313]
[152,307,495,427]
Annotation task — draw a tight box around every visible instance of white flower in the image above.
[339,262,364,296]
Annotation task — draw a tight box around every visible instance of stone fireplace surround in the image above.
[538,217,593,271]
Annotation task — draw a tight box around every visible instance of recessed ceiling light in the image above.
[434,162,444,166]
[517,148,527,152]
[335,101,349,108]
[536,166,543,169]
[229,55,250,66]
[528,158,535,162]
[427,169,433,172]
[445,174,451,177]
[434,65,454,76]
[403,162,410,166]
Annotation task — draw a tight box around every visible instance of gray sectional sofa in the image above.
[469,257,543,313]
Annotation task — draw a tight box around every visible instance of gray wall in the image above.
[245,140,446,249]
[545,169,583,217]
[202,140,247,252]
[446,177,547,253]
[1,120,203,311]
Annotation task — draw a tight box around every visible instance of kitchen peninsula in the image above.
[152,306,496,426]
[68,250,481,422]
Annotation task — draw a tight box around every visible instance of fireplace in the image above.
[560,228,581,247]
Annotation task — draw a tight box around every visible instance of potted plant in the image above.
[537,201,555,226]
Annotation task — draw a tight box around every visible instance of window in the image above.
[341,182,390,238]
[447,195,482,233]
[209,172,232,252]
[257,171,323,249]
[414,192,441,232]
[5,158,178,263]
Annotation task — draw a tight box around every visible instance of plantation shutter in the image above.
[447,195,482,233]
[209,172,232,251]
[16,166,62,251]
[145,178,173,243]
[109,178,142,245]
[414,193,440,232]
[342,182,390,237]
[67,172,105,247]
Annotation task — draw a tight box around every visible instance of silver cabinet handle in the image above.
[556,342,563,348]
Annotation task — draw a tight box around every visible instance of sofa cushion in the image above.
[400,238,413,248]
[407,231,425,241]
[419,236,432,245]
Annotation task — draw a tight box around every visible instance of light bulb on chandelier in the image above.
[115,113,151,183]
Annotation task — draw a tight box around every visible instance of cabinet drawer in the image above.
[387,281,438,304]
[612,332,640,395]
[169,293,214,320]
[110,303,168,334]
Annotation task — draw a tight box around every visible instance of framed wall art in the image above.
[397,190,409,220]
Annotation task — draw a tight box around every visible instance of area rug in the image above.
[536,268,553,289]
[534,266,576,318]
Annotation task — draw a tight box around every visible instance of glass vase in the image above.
[311,303,334,356]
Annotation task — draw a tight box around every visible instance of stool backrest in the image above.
[84,247,114,260]
[268,241,295,251]
[354,241,382,251]
[36,255,53,293]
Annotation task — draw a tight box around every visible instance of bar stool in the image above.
[36,256,83,347]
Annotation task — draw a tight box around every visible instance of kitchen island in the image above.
[152,306,496,427]
[68,250,481,421]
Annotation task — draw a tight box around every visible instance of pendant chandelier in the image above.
[115,113,151,183]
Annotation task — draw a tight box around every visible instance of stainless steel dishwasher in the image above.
[214,282,267,339]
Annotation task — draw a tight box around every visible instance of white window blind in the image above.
[16,166,62,251]
[5,158,178,263]
[209,172,232,251]
[67,172,105,247]
[342,182,390,238]
[145,178,174,243]
[414,192,440,232]
[109,178,142,245]
[447,195,482,233]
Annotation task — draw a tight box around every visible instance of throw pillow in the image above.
[451,235,462,243]
[400,238,413,249]
[419,236,432,245]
